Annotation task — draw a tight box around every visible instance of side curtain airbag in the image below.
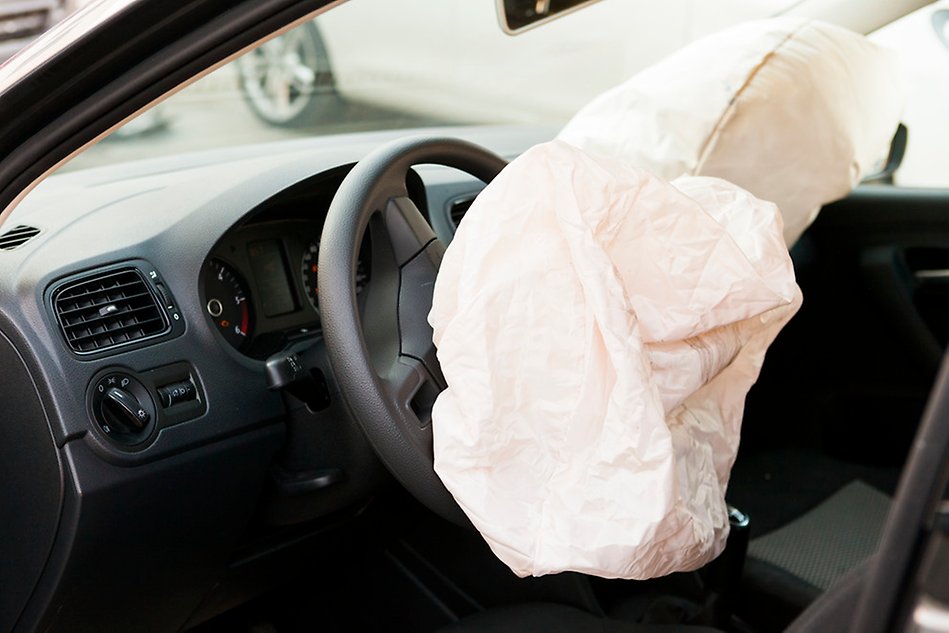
[558,18,903,247]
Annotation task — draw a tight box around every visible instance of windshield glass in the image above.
[60,0,798,173]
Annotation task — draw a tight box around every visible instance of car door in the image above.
[742,187,948,468]
[765,0,949,470]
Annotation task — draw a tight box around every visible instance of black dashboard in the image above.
[0,125,551,633]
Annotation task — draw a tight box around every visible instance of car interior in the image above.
[0,1,947,632]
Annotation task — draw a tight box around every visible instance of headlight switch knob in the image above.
[89,372,156,446]
[103,386,150,430]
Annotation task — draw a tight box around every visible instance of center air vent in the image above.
[53,268,169,354]
[0,225,40,250]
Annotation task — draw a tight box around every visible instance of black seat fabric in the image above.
[439,558,873,633]
[437,603,723,633]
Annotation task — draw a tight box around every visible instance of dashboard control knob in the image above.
[89,372,156,446]
[103,387,150,430]
[157,380,197,408]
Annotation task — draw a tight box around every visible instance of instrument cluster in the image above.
[201,218,369,358]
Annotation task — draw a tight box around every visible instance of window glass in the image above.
[871,1,949,187]
[59,0,789,173]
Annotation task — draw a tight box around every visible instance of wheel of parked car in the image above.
[236,21,334,128]
[318,136,507,526]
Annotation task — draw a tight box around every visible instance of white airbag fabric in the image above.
[558,18,903,247]
[430,140,802,579]
[429,18,899,580]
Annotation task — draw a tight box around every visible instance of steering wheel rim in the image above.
[318,136,506,524]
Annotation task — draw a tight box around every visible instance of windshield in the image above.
[59,0,801,173]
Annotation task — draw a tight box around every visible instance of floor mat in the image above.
[747,480,890,590]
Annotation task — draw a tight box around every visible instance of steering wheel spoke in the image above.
[383,356,442,431]
[383,196,442,267]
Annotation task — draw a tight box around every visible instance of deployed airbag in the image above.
[430,140,802,579]
[558,18,903,247]
[429,17,899,580]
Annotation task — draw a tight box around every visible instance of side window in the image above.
[871,1,949,187]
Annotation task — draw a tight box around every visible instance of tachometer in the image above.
[203,259,253,350]
[301,239,368,314]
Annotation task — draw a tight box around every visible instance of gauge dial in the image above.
[203,259,253,350]
[301,239,369,314]
[301,240,320,313]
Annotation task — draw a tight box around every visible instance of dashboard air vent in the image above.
[54,268,168,354]
[0,225,40,250]
[449,197,475,228]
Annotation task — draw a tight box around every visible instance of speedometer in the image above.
[203,259,253,350]
[301,239,368,314]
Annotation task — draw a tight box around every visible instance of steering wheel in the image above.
[318,136,506,524]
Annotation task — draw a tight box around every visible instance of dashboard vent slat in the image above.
[57,290,153,319]
[0,225,41,250]
[61,302,161,330]
[53,269,169,354]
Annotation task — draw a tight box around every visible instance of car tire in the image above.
[236,21,335,128]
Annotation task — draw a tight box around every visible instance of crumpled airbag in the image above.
[429,140,802,579]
